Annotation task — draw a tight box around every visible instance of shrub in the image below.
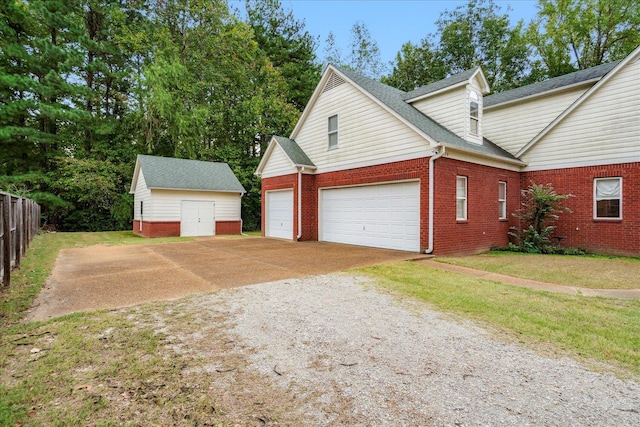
[509,181,572,253]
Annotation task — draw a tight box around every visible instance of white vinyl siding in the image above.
[456,176,467,220]
[150,190,241,221]
[293,72,431,173]
[498,181,507,219]
[483,86,587,155]
[411,86,467,138]
[594,177,622,219]
[133,170,151,221]
[521,58,640,169]
[260,144,295,178]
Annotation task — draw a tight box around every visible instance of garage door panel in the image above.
[266,190,293,239]
[321,182,420,252]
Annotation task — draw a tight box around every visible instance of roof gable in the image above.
[131,155,246,194]
[516,46,640,158]
[404,67,490,102]
[255,136,315,176]
[326,65,519,163]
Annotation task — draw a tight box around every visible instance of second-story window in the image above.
[469,90,479,135]
[328,114,339,149]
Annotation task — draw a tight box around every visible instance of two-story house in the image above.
[256,46,639,256]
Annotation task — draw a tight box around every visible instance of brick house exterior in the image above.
[256,46,640,256]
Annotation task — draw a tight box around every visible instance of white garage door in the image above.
[266,189,293,239]
[320,181,420,252]
[181,201,215,237]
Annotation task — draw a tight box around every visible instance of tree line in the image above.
[1,0,637,232]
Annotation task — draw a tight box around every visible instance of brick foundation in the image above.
[133,220,181,238]
[132,220,243,238]
[215,220,242,235]
[522,162,639,256]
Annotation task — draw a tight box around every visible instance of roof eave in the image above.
[149,186,246,194]
[484,78,600,110]
[444,144,526,168]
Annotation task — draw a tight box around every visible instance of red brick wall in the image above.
[433,157,520,255]
[132,220,242,237]
[216,220,242,235]
[261,158,519,255]
[521,162,640,256]
[133,220,180,238]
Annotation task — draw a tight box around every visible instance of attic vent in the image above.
[323,73,345,92]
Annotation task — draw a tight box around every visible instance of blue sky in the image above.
[279,0,540,66]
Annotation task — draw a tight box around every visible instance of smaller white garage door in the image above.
[181,201,215,237]
[320,181,420,252]
[266,189,293,239]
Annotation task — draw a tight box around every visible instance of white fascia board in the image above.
[404,81,469,104]
[483,79,598,111]
[445,145,527,169]
[129,158,142,194]
[290,65,336,139]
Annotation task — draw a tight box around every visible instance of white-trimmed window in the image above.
[594,177,622,219]
[498,181,507,219]
[469,90,479,135]
[328,114,338,149]
[456,176,467,220]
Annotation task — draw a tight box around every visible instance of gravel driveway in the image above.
[190,273,640,426]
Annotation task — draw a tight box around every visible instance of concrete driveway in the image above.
[27,237,422,321]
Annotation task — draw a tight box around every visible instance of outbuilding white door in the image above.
[181,201,215,237]
[320,181,420,252]
[266,189,293,239]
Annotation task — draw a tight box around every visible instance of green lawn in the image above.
[357,261,640,377]
[435,251,640,289]
[1,233,638,425]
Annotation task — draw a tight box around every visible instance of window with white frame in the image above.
[328,114,338,149]
[456,176,467,220]
[498,181,507,219]
[469,90,479,135]
[594,177,622,219]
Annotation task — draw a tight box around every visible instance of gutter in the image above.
[426,145,446,254]
[296,167,304,240]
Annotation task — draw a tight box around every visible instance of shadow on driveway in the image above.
[26,237,424,321]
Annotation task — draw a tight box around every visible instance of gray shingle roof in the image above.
[403,67,480,101]
[333,65,519,161]
[273,136,315,167]
[137,155,246,193]
[484,61,620,108]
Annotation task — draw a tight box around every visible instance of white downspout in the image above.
[296,167,303,240]
[426,145,446,254]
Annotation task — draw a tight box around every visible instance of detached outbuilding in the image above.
[130,155,246,237]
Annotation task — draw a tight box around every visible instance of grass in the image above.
[357,261,640,377]
[0,231,304,426]
[435,251,640,289]
[2,232,639,424]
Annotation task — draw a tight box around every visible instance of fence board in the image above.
[0,192,40,288]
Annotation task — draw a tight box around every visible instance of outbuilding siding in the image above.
[150,190,241,222]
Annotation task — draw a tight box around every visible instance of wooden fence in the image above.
[0,192,41,288]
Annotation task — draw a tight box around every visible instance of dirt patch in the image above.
[26,237,422,321]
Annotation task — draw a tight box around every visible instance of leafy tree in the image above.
[245,0,321,110]
[528,0,640,77]
[384,0,533,92]
[509,182,573,253]
[324,21,386,78]
[381,39,447,92]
